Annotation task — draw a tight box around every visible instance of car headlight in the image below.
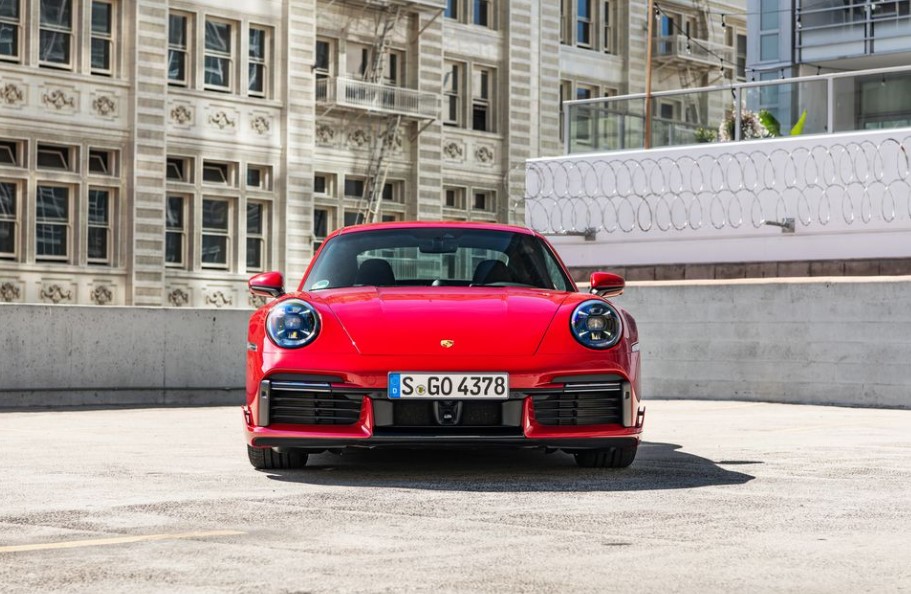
[570,299,623,349]
[266,299,320,348]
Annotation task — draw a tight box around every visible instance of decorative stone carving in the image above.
[92,95,115,116]
[40,284,73,304]
[315,124,335,145]
[347,128,370,149]
[475,146,495,164]
[90,285,113,306]
[443,142,464,160]
[171,105,192,125]
[206,291,233,308]
[42,89,76,110]
[0,282,20,302]
[168,288,189,307]
[0,83,24,106]
[381,127,404,152]
[251,115,270,135]
[208,111,236,130]
[249,294,268,308]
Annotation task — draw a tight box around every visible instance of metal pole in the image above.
[644,0,656,149]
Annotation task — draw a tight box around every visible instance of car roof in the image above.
[335,221,539,237]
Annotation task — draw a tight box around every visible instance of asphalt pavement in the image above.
[0,400,909,593]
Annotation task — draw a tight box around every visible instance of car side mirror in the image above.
[590,272,625,297]
[249,271,285,298]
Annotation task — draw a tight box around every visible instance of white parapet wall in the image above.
[525,128,911,268]
[1,278,909,409]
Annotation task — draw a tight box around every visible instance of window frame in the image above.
[0,0,21,63]
[245,199,266,272]
[35,183,72,263]
[444,61,463,127]
[0,179,20,260]
[168,12,191,86]
[200,196,233,270]
[165,194,188,268]
[247,24,269,98]
[471,66,495,133]
[90,0,115,76]
[38,0,74,70]
[201,159,235,186]
[36,143,77,172]
[86,185,114,265]
[203,17,234,93]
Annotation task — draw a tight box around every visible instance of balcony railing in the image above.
[654,34,736,68]
[797,0,911,62]
[316,77,439,120]
[562,64,911,154]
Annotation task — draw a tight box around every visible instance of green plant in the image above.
[790,110,807,136]
[694,127,717,143]
[758,110,781,137]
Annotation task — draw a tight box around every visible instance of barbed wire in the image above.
[524,135,911,234]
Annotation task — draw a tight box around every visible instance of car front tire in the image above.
[247,445,309,470]
[574,446,637,468]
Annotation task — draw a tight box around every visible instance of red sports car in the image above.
[243,222,645,469]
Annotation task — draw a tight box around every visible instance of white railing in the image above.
[315,77,440,119]
[654,34,736,67]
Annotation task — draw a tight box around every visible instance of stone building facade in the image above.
[0,0,745,307]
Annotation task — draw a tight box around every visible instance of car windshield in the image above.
[303,228,574,292]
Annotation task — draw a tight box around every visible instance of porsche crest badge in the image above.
[440,339,455,348]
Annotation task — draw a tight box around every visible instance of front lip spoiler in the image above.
[251,436,640,450]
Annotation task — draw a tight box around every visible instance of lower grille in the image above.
[532,382,625,426]
[391,401,502,427]
[269,381,363,426]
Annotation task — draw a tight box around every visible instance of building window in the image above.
[166,156,192,182]
[382,180,404,203]
[314,173,331,195]
[246,164,270,190]
[0,139,22,166]
[39,0,72,68]
[204,19,232,91]
[343,211,363,227]
[344,177,365,198]
[472,67,494,132]
[445,0,459,19]
[315,39,332,79]
[87,187,112,264]
[444,187,466,209]
[168,13,189,85]
[0,181,17,258]
[165,195,186,267]
[35,185,70,261]
[444,62,462,126]
[88,149,116,176]
[473,0,492,28]
[313,207,333,251]
[201,197,230,268]
[246,201,265,270]
[202,160,233,185]
[37,144,75,171]
[473,190,495,212]
[602,1,613,54]
[248,26,267,97]
[577,0,591,47]
[90,1,113,75]
[0,0,21,62]
[562,0,613,52]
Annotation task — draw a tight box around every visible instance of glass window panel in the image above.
[89,150,110,174]
[204,55,230,87]
[0,1,19,18]
[314,208,328,237]
[168,50,186,82]
[248,63,264,94]
[36,186,68,221]
[473,0,489,26]
[344,212,363,226]
[205,20,230,52]
[39,30,70,63]
[760,0,777,31]
[165,232,182,264]
[87,227,107,260]
[88,189,109,224]
[91,2,111,34]
[472,104,488,131]
[36,224,66,257]
[247,167,262,188]
[40,0,70,27]
[445,0,457,18]
[314,175,327,194]
[0,182,14,216]
[578,0,590,18]
[202,162,229,184]
[0,221,13,255]
[37,146,69,169]
[315,41,330,71]
[344,178,364,197]
[760,33,778,62]
[91,38,110,70]
[166,196,183,229]
[202,199,229,230]
[201,235,227,265]
[249,28,265,60]
[246,238,262,269]
[0,23,18,58]
[168,14,186,46]
[0,141,17,165]
[246,203,262,235]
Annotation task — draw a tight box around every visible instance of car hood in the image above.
[312,287,573,356]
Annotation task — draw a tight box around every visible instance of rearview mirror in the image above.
[590,272,625,297]
[249,271,285,298]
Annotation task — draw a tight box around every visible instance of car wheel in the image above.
[574,446,637,468]
[247,445,309,470]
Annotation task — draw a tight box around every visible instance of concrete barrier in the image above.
[0,305,249,409]
[1,277,909,409]
[613,277,911,409]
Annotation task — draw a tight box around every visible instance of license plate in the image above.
[388,372,509,399]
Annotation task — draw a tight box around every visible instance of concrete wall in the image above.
[2,277,909,410]
[614,277,911,409]
[0,305,249,408]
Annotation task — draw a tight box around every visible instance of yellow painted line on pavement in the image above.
[0,530,245,554]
